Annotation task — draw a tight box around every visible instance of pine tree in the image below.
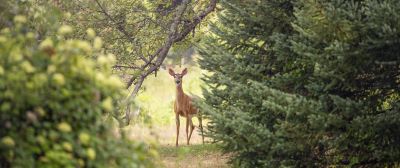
[288,0,400,166]
[198,0,400,167]
[197,0,297,167]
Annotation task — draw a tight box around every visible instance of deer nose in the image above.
[176,80,180,84]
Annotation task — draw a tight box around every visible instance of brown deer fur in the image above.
[169,68,204,146]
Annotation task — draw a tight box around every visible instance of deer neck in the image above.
[176,84,185,102]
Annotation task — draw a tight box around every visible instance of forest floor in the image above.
[127,124,230,168]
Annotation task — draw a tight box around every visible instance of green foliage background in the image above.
[198,0,400,167]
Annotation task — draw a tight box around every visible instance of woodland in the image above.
[0,0,399,168]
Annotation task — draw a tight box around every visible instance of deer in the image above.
[169,68,204,147]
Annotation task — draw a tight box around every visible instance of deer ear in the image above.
[181,68,187,76]
[168,68,175,76]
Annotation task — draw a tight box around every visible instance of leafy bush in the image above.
[0,17,156,167]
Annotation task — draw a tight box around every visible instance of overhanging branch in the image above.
[107,0,217,125]
[174,0,217,42]
[125,0,217,90]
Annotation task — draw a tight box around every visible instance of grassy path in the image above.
[159,144,229,168]
[126,124,229,167]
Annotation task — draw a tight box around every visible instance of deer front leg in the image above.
[175,113,180,147]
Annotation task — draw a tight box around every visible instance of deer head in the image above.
[169,68,187,86]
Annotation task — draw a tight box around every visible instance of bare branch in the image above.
[125,48,162,88]
[112,65,141,70]
[93,0,218,125]
[125,0,217,90]
[123,0,192,124]
[174,0,217,42]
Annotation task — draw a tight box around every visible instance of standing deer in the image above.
[169,68,204,146]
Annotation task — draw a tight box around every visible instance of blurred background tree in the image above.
[197,0,400,167]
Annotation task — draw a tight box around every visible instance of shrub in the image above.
[0,17,156,167]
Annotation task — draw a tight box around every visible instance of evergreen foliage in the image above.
[198,0,400,167]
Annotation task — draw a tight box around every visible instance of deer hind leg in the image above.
[188,115,195,144]
[185,115,190,145]
[175,113,180,147]
[198,113,204,144]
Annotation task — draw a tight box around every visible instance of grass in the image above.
[159,144,229,168]
[159,143,221,157]
[125,124,230,168]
